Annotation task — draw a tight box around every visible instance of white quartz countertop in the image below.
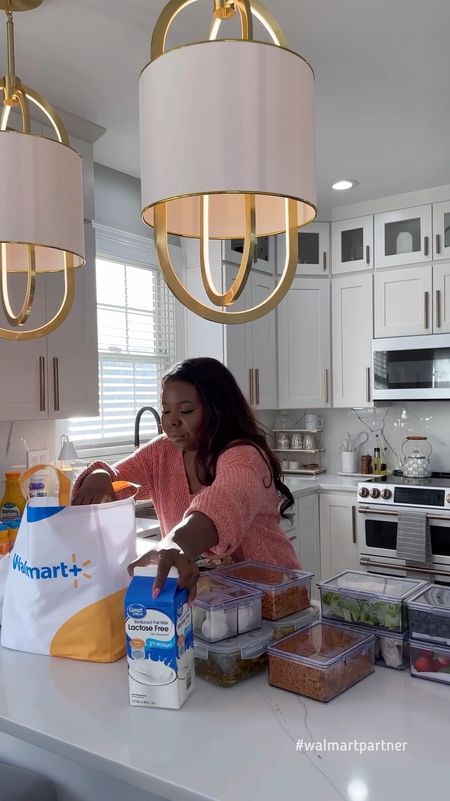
[0,644,446,801]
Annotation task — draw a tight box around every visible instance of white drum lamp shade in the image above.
[140,40,316,238]
[0,132,84,272]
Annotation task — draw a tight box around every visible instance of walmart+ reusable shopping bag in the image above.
[1,465,137,662]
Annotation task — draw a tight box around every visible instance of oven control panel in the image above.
[358,482,450,509]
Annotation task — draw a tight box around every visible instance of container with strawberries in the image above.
[407,585,450,685]
[410,642,450,684]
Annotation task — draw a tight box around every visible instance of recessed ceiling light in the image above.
[331,179,359,191]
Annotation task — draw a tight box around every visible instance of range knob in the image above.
[358,487,370,498]
[370,488,381,499]
[381,488,392,500]
[447,494,450,504]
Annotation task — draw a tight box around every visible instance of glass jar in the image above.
[276,433,291,449]
[303,432,317,451]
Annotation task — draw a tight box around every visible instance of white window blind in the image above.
[69,226,176,457]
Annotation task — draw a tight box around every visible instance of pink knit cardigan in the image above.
[73,435,299,569]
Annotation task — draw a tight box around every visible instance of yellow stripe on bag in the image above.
[49,588,127,662]
[20,464,71,506]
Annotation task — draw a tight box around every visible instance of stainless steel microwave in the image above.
[372,334,450,400]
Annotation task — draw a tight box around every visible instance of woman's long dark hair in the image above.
[161,357,294,519]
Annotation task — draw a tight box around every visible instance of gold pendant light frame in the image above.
[143,0,314,324]
[0,0,80,341]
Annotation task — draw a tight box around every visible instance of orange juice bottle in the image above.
[0,472,26,521]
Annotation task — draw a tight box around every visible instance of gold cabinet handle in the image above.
[424,291,430,330]
[323,368,329,403]
[424,235,429,257]
[53,356,60,412]
[323,251,327,271]
[366,367,371,403]
[39,356,46,412]
[248,368,254,405]
[351,505,356,544]
[255,367,260,405]
[436,233,442,255]
[436,289,442,329]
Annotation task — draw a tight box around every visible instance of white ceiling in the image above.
[4,0,450,210]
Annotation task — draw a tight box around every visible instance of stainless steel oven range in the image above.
[357,473,450,585]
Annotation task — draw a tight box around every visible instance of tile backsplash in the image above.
[1,402,449,496]
[0,419,68,489]
[265,403,450,475]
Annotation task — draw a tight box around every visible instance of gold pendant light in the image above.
[139,0,316,324]
[0,0,84,341]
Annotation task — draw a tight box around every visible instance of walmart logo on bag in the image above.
[12,553,92,589]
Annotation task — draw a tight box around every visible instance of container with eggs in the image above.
[192,574,262,643]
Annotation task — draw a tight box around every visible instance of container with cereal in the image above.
[194,625,273,687]
[214,561,313,620]
[192,574,262,642]
[267,621,375,702]
[318,570,426,633]
[268,606,320,642]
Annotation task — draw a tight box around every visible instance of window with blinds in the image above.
[69,231,176,457]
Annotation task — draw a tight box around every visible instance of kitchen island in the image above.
[0,643,447,801]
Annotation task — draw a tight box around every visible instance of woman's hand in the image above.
[128,541,199,603]
[72,470,114,505]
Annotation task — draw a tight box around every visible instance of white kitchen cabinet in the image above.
[225,265,277,409]
[433,261,450,333]
[331,216,373,274]
[223,235,275,275]
[319,492,360,581]
[280,496,299,561]
[46,223,98,418]
[277,222,330,276]
[183,255,276,409]
[332,272,373,407]
[374,265,432,337]
[277,277,331,408]
[0,276,48,421]
[374,205,432,269]
[0,222,99,422]
[247,271,277,408]
[298,492,320,599]
[433,200,450,261]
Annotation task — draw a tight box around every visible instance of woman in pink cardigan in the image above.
[72,357,298,600]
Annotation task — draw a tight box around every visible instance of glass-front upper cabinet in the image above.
[331,216,373,274]
[374,205,432,269]
[433,200,450,261]
[223,235,275,275]
[277,222,330,276]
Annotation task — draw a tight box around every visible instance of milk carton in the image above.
[124,565,195,709]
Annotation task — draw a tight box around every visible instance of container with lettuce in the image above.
[318,571,426,633]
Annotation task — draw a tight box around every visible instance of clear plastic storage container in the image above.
[214,561,313,620]
[192,574,262,642]
[328,620,409,669]
[193,625,273,687]
[268,605,320,642]
[410,640,450,685]
[406,584,450,646]
[318,570,426,633]
[267,622,375,702]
